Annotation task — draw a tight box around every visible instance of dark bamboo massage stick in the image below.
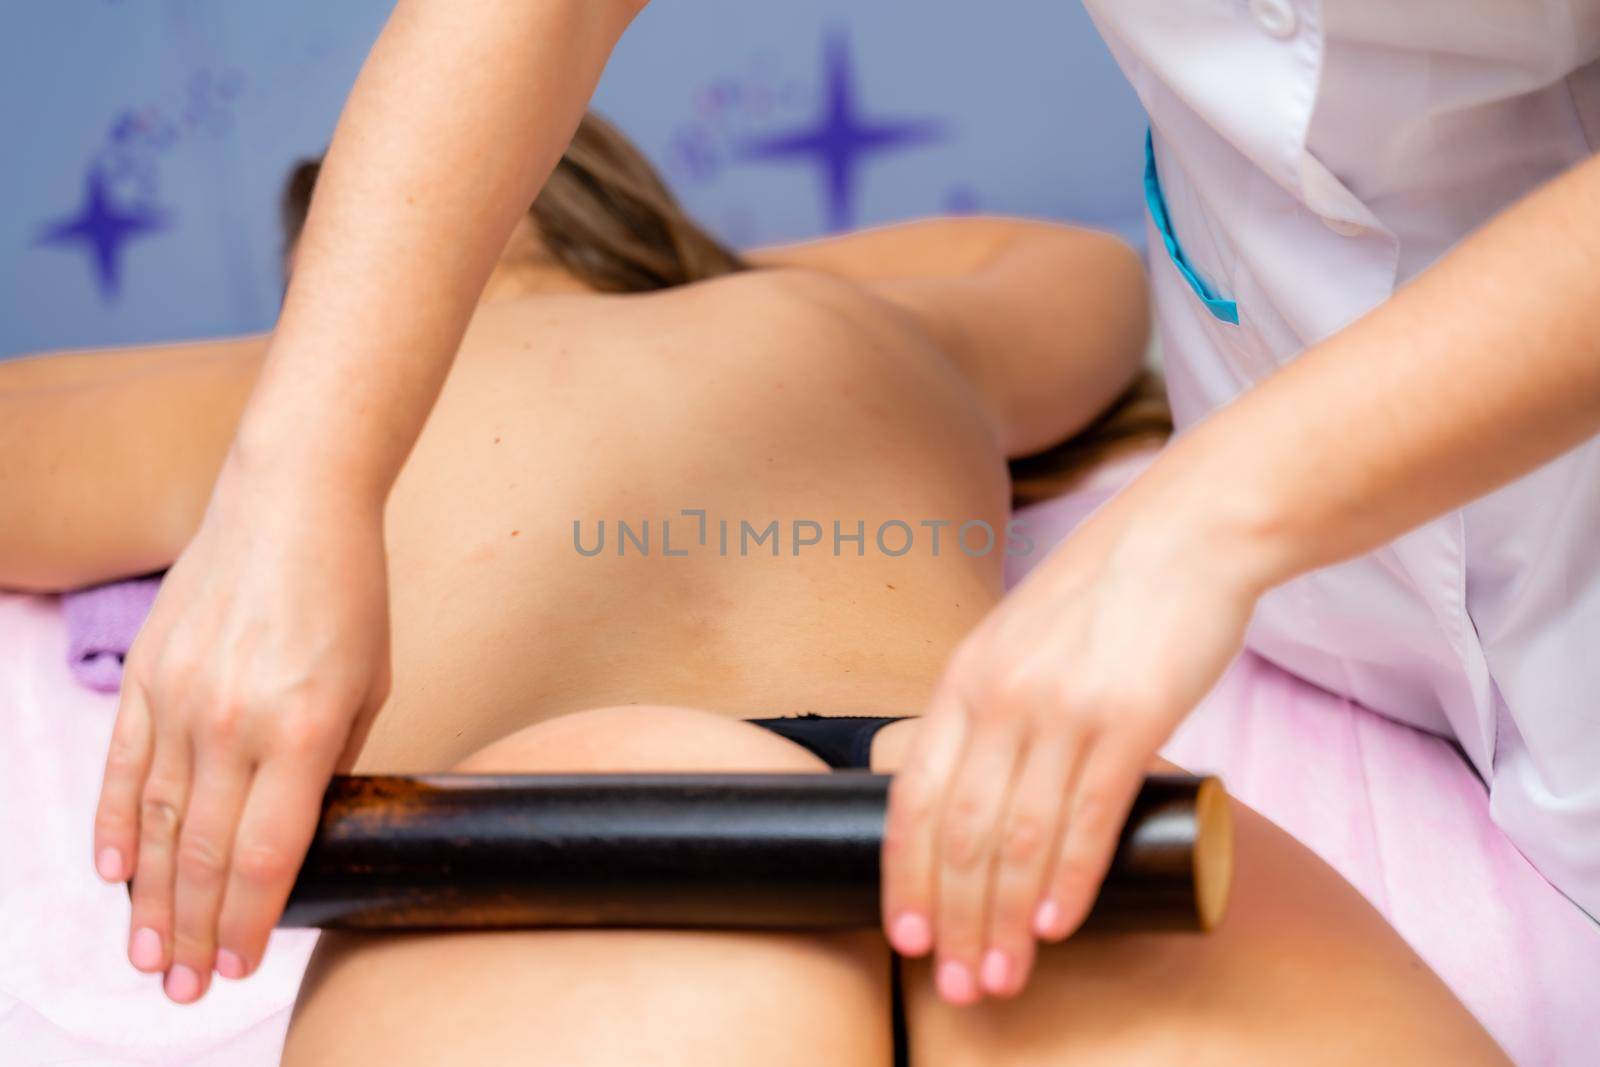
[277,773,1232,933]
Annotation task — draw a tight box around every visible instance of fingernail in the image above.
[890,912,932,956]
[936,959,979,1005]
[215,949,246,980]
[164,964,201,1004]
[1033,899,1061,939]
[980,948,1010,995]
[95,847,124,883]
[129,927,163,972]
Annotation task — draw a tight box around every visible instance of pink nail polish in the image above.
[215,949,247,980]
[980,948,1010,994]
[95,847,124,883]
[164,964,201,1004]
[890,912,932,956]
[129,927,162,972]
[1033,899,1061,939]
[936,959,978,1005]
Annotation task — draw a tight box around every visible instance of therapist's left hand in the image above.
[880,472,1269,1005]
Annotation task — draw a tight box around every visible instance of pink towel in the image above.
[60,575,161,693]
[0,593,319,1063]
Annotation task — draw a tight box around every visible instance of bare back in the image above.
[366,267,1010,768]
[2,218,1152,768]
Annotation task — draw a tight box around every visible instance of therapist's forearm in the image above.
[230,0,645,504]
[1152,152,1600,592]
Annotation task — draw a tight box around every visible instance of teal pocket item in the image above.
[1143,129,1239,325]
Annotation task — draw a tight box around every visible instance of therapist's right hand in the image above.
[91,455,392,1005]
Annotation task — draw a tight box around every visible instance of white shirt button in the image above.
[1321,215,1365,237]
[1250,0,1298,38]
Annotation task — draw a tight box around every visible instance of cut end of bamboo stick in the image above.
[1193,776,1234,932]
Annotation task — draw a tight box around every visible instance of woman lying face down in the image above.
[0,112,1506,1064]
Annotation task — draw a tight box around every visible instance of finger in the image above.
[93,678,155,885]
[166,751,253,1003]
[978,726,1083,997]
[1035,736,1146,942]
[128,735,193,976]
[881,678,971,960]
[214,756,332,978]
[932,713,1025,1006]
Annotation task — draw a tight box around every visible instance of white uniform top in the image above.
[1081,0,1600,920]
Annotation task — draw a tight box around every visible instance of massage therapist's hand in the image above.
[881,462,1273,1005]
[92,453,392,1004]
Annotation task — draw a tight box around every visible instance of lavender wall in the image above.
[0,1,1146,359]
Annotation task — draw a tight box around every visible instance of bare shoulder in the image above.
[462,266,941,386]
[673,264,911,326]
[645,265,948,368]
[739,219,1152,456]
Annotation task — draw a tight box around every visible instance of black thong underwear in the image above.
[743,713,912,771]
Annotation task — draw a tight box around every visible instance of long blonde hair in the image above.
[280,111,746,293]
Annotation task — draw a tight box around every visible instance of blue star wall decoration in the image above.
[739,29,946,232]
[36,166,170,301]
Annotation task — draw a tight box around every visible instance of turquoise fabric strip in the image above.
[1142,129,1239,326]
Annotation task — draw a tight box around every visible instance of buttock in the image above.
[284,705,898,1066]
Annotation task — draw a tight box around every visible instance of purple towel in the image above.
[59,576,162,693]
